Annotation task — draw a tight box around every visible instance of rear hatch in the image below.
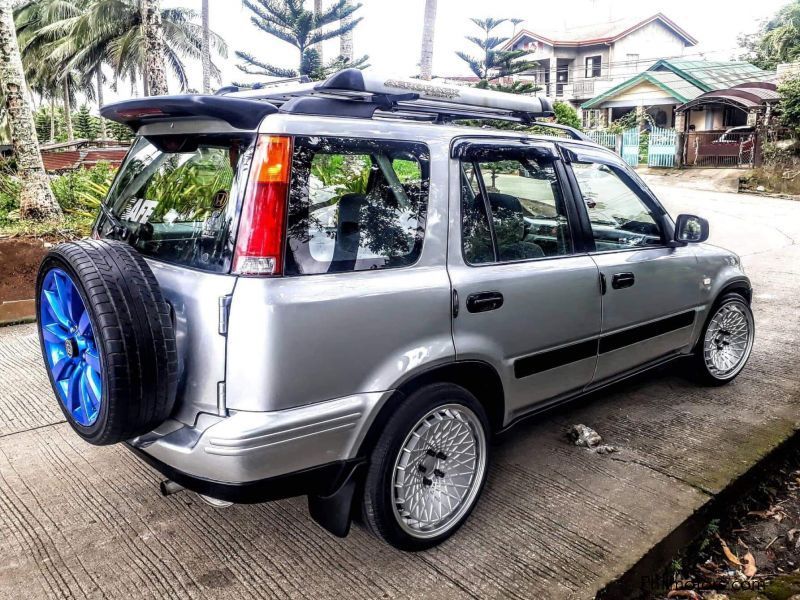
[94,130,256,424]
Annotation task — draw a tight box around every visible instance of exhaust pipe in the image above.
[160,479,184,497]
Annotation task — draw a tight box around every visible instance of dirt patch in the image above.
[0,238,47,303]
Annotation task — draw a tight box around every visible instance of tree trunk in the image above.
[49,96,54,142]
[141,0,168,96]
[63,79,73,141]
[201,0,210,93]
[96,69,108,140]
[339,0,353,61]
[419,0,437,80]
[0,2,60,220]
[313,0,323,64]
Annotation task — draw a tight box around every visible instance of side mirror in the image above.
[674,214,709,244]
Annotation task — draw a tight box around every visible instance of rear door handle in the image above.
[611,272,635,289]
[466,291,504,313]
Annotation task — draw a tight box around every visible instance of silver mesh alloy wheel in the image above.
[391,404,487,539]
[703,299,754,380]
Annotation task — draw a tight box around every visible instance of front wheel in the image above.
[361,383,490,551]
[690,293,755,386]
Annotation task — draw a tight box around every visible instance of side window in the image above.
[285,137,429,275]
[460,150,573,264]
[571,162,664,251]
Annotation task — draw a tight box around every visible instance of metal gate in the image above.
[621,128,640,167]
[684,132,757,168]
[587,130,616,151]
[648,127,677,167]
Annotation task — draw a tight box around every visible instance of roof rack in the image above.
[225,69,577,129]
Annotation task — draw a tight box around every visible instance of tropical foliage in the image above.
[0,162,116,233]
[15,0,228,98]
[236,0,368,81]
[778,76,800,132]
[740,0,800,70]
[456,18,537,84]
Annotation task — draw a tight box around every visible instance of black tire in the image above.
[361,383,490,551]
[36,240,178,445]
[688,292,754,386]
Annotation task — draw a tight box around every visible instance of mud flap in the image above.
[308,462,365,538]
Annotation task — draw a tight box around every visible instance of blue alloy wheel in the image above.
[39,268,102,427]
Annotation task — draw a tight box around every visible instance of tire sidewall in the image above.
[696,292,754,384]
[36,253,109,442]
[364,384,491,550]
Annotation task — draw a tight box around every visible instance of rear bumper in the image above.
[128,443,364,503]
[127,391,388,492]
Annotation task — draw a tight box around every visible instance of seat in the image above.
[332,193,366,267]
[485,192,544,261]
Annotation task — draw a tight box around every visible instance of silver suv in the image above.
[35,70,754,550]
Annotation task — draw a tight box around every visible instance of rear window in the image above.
[96,133,255,273]
[284,136,429,276]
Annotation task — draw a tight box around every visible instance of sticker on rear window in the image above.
[123,198,159,224]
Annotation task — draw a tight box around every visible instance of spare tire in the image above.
[36,240,178,445]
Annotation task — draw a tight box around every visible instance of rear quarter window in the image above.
[284,136,430,276]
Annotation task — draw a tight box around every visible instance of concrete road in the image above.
[1,183,799,600]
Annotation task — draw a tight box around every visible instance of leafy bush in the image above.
[778,76,800,134]
[553,101,582,130]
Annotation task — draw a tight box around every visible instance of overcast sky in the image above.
[108,0,789,101]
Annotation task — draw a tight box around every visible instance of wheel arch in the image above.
[356,360,505,458]
[717,278,752,304]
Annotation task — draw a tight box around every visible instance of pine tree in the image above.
[109,120,133,142]
[456,18,537,84]
[34,108,50,143]
[236,0,369,81]
[74,105,99,140]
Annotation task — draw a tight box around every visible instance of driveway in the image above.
[1,183,799,600]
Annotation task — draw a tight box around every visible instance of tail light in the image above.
[232,135,292,276]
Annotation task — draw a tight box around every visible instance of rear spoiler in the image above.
[100,95,278,132]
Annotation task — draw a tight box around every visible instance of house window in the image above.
[585,55,602,78]
[626,54,640,70]
[582,109,603,129]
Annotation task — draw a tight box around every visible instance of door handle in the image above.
[611,272,635,289]
[466,291,504,313]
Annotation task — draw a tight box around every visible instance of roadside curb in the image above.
[596,423,800,600]
[0,299,36,326]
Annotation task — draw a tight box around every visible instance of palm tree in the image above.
[419,0,437,80]
[237,0,367,80]
[15,0,82,140]
[31,1,228,98]
[140,0,168,95]
[0,1,61,220]
[201,0,210,93]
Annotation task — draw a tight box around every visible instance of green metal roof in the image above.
[581,59,773,110]
[650,59,773,92]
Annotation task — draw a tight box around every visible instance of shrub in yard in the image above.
[553,101,582,130]
[778,76,800,134]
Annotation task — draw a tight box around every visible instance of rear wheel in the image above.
[690,292,754,386]
[361,383,490,550]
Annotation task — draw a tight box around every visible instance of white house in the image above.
[502,13,698,111]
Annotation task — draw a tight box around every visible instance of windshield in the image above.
[95,133,255,273]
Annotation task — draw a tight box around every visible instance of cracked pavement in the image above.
[1,181,799,599]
